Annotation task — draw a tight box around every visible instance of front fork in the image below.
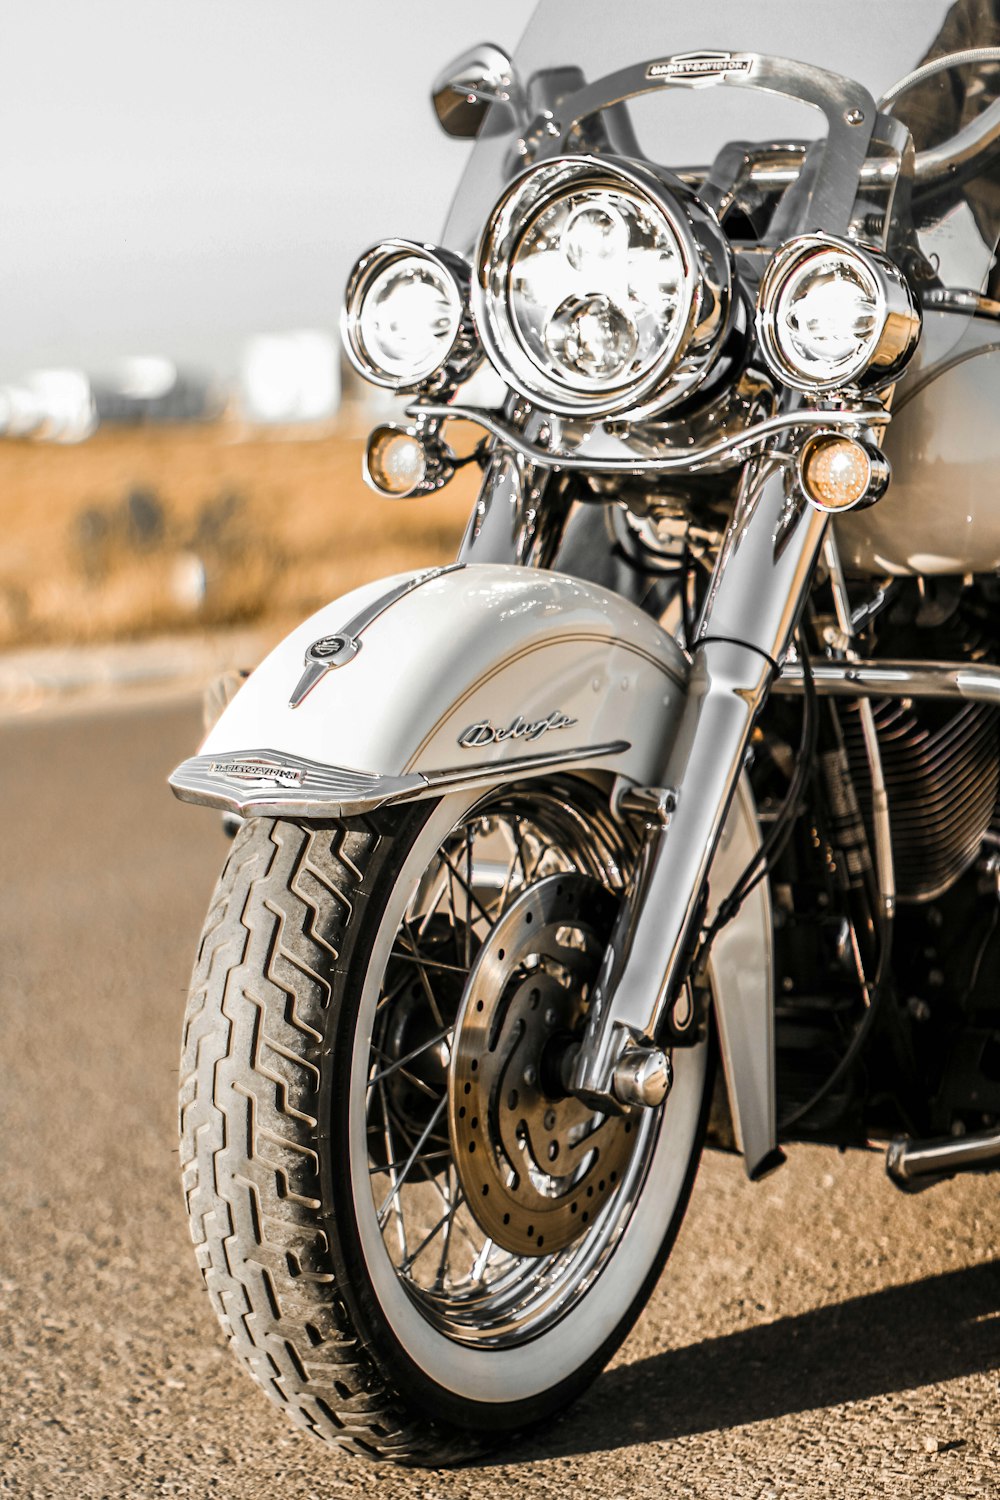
[570,460,828,1104]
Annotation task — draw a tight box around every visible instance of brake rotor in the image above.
[448,873,641,1257]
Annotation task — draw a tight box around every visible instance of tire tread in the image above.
[179,816,473,1463]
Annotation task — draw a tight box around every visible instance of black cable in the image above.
[778,931,889,1132]
[699,631,818,957]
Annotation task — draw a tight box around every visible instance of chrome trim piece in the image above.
[886,1125,1000,1189]
[755,234,921,395]
[169,739,631,819]
[171,750,421,818]
[457,710,577,748]
[289,564,464,708]
[774,657,1000,707]
[412,401,890,476]
[341,239,481,394]
[612,1047,672,1109]
[552,53,877,237]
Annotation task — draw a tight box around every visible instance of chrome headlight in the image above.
[342,240,479,391]
[473,156,734,419]
[756,235,921,393]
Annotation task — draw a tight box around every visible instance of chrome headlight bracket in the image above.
[755,233,921,395]
[473,154,734,420]
[342,239,482,394]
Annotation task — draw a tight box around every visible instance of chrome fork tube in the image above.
[571,462,828,1103]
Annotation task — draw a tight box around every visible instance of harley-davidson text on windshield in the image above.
[170,0,1000,1467]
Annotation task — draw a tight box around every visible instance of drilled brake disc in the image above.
[448,873,641,1258]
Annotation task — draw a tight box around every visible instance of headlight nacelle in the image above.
[473,155,735,420]
[755,234,921,394]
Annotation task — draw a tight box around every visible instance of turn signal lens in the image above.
[365,427,428,497]
[363,423,455,499]
[799,433,889,512]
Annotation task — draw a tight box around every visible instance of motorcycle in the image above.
[170,0,1000,1465]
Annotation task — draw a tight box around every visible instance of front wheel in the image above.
[179,780,710,1464]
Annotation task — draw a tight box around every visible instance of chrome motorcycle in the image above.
[171,0,1000,1465]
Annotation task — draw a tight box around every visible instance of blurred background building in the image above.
[0,1,534,658]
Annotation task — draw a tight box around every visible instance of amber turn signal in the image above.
[798,432,890,513]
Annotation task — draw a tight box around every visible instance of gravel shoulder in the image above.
[2,699,998,1499]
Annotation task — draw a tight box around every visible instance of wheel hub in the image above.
[448,873,640,1257]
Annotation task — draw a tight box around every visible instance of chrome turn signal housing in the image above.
[363,421,456,499]
[342,240,480,392]
[798,431,890,512]
[756,234,921,394]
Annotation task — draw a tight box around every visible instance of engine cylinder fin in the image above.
[842,693,999,903]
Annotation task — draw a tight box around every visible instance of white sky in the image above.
[0,2,949,384]
[0,1,533,381]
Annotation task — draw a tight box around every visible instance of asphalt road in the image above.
[3,697,1000,1499]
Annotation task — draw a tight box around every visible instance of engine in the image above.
[841,586,1000,903]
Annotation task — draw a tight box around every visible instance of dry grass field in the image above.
[0,419,480,651]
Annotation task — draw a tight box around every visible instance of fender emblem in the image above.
[208,757,304,788]
[458,711,578,749]
[646,51,753,82]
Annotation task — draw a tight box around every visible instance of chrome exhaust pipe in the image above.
[886,1126,1000,1191]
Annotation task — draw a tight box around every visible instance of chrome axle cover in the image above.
[448,873,640,1257]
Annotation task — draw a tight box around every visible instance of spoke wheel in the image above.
[181,779,711,1463]
[360,785,652,1347]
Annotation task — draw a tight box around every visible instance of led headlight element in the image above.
[474,155,734,419]
[343,240,479,391]
[756,235,921,393]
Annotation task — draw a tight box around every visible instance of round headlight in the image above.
[474,156,733,419]
[756,235,921,394]
[342,240,478,391]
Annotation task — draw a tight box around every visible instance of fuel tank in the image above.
[837,309,1000,577]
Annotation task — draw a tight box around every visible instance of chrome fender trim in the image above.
[169,738,630,820]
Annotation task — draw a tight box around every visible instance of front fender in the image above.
[169,560,775,1176]
[170,562,689,815]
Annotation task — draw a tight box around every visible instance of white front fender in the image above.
[169,560,775,1177]
[170,563,690,815]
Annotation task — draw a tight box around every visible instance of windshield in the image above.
[444,0,1000,358]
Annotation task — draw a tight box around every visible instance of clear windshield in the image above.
[444,0,1000,358]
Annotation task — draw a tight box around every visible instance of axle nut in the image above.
[612,1047,672,1108]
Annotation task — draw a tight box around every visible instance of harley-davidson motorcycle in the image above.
[170,0,1000,1465]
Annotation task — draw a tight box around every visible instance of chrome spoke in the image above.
[399,1189,467,1277]
[377,1094,448,1227]
[389,949,471,979]
[439,848,496,930]
[360,793,648,1344]
[374,1072,408,1260]
[369,1147,451,1177]
[400,917,450,1030]
[367,1025,452,1091]
[471,1236,495,1283]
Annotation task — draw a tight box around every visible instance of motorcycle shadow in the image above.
[508,1260,1000,1460]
